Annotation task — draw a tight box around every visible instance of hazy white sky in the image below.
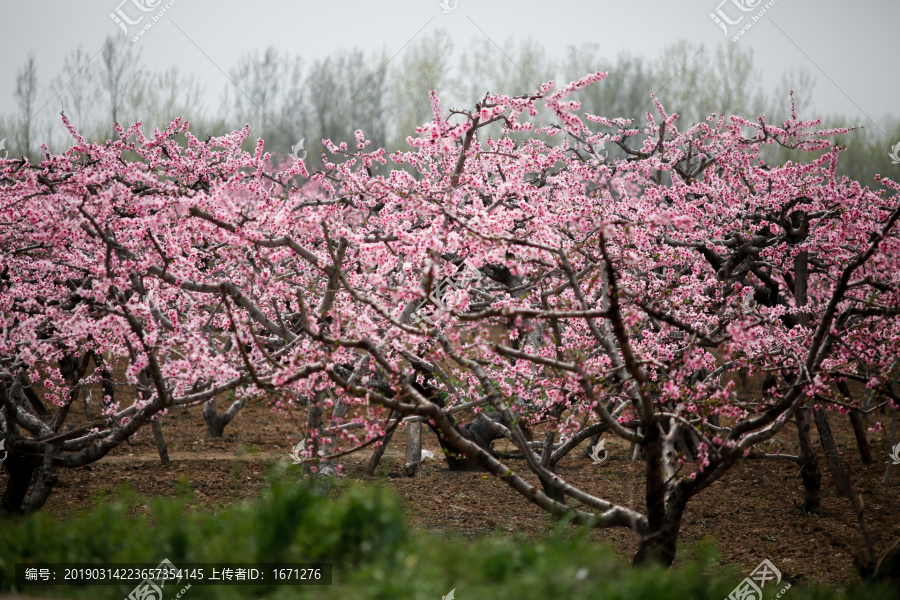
[1,0,896,133]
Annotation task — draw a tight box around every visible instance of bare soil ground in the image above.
[7,390,900,587]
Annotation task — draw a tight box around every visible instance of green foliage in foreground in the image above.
[0,465,896,600]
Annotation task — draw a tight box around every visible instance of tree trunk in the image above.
[58,353,77,385]
[90,351,115,411]
[426,412,506,472]
[20,374,49,417]
[538,474,566,505]
[150,418,171,464]
[302,396,323,481]
[81,382,91,418]
[432,433,482,470]
[796,408,821,514]
[20,446,58,515]
[795,249,809,327]
[883,406,898,485]
[836,380,873,464]
[848,410,873,465]
[634,485,687,567]
[203,397,245,438]
[316,393,354,481]
[631,427,643,461]
[884,370,898,485]
[203,399,226,438]
[59,351,91,418]
[0,453,38,516]
[403,421,422,477]
[538,404,567,504]
[813,407,854,499]
[675,430,695,462]
[537,414,566,505]
[364,414,400,477]
[634,421,687,567]
[49,352,90,432]
[792,247,827,508]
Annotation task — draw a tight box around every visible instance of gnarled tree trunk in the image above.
[634,425,686,566]
[634,422,688,567]
[20,374,49,417]
[634,491,687,567]
[537,404,566,505]
[202,397,245,438]
[20,446,58,515]
[0,452,39,516]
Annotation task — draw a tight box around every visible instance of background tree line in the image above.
[2,30,898,182]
